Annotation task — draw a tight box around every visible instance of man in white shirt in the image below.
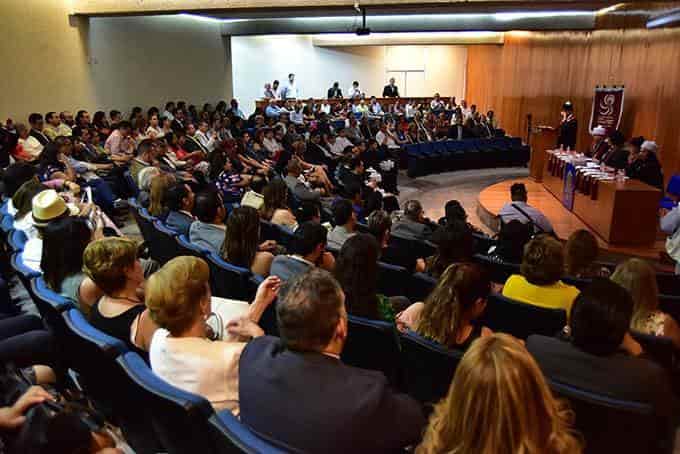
[335,129,354,151]
[281,73,300,100]
[368,97,383,118]
[327,134,347,157]
[348,81,362,100]
[320,101,332,115]
[263,83,276,99]
[15,124,43,161]
[460,100,472,119]
[498,183,554,234]
[404,101,418,119]
[430,93,445,111]
[162,102,176,122]
[195,120,217,152]
[375,122,401,150]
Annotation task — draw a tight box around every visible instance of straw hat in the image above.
[31,189,78,227]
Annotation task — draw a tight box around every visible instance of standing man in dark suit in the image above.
[382,77,400,98]
[239,269,425,454]
[557,101,578,150]
[327,81,343,99]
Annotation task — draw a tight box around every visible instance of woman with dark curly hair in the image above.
[502,235,579,314]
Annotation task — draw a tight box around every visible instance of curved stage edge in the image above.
[477,178,665,261]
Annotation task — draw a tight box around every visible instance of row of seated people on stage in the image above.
[261,74,406,100]
[2,149,679,452]
[586,125,664,190]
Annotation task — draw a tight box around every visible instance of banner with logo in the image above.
[589,86,624,134]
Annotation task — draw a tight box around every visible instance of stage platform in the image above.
[477,178,666,261]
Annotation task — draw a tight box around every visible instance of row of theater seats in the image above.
[404,136,531,177]
[0,201,290,454]
[129,199,679,452]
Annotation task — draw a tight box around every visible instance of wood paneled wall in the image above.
[466,29,680,182]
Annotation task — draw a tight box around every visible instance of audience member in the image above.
[564,229,610,278]
[392,200,434,241]
[164,183,195,236]
[418,334,581,454]
[239,269,425,453]
[611,258,680,347]
[294,201,321,224]
[503,235,579,313]
[189,189,227,252]
[260,179,297,231]
[334,233,409,321]
[527,278,675,418]
[148,256,280,414]
[626,140,663,190]
[398,263,492,351]
[327,198,357,250]
[437,199,483,234]
[84,237,158,356]
[147,173,175,218]
[271,221,335,286]
[498,183,553,234]
[487,219,532,264]
[426,220,474,279]
[41,216,103,315]
[136,166,160,208]
[600,129,628,170]
[220,206,274,276]
[368,210,425,273]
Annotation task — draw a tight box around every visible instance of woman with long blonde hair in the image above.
[148,173,176,218]
[611,258,680,347]
[417,334,582,454]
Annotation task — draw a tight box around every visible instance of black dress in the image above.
[89,300,148,360]
[557,117,578,150]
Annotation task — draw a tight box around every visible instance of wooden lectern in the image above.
[529,126,558,182]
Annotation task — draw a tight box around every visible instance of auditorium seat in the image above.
[659,294,680,324]
[656,272,680,297]
[131,207,160,255]
[407,272,437,301]
[548,380,672,454]
[116,351,216,454]
[472,232,496,255]
[388,233,436,263]
[561,276,592,291]
[478,293,566,340]
[29,276,75,338]
[377,261,408,297]
[124,170,140,198]
[0,215,13,234]
[10,252,40,293]
[208,410,292,454]
[399,330,463,407]
[472,254,520,284]
[259,220,281,243]
[630,331,677,372]
[176,234,210,257]
[341,315,401,386]
[7,229,27,252]
[206,252,262,301]
[152,220,184,265]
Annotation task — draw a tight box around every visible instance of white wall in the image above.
[89,15,232,114]
[231,35,467,115]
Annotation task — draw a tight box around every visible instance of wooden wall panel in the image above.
[466,29,680,182]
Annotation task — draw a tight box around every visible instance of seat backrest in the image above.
[561,275,592,291]
[341,315,401,386]
[472,253,521,284]
[407,272,437,301]
[10,252,41,294]
[29,276,75,337]
[124,170,140,197]
[549,379,670,454]
[471,232,496,255]
[377,261,408,297]
[399,330,463,406]
[208,411,292,454]
[478,293,567,339]
[176,234,210,258]
[132,207,159,248]
[259,220,281,243]
[659,293,680,325]
[206,253,259,301]
[8,229,27,252]
[116,351,217,454]
[389,233,436,263]
[275,224,297,249]
[152,220,183,264]
[630,331,677,371]
[656,272,680,297]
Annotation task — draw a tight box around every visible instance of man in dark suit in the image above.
[382,77,400,98]
[557,101,577,150]
[600,129,629,170]
[171,109,186,134]
[327,81,343,99]
[527,278,676,419]
[163,182,195,236]
[239,269,425,454]
[28,113,50,145]
[392,200,435,241]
